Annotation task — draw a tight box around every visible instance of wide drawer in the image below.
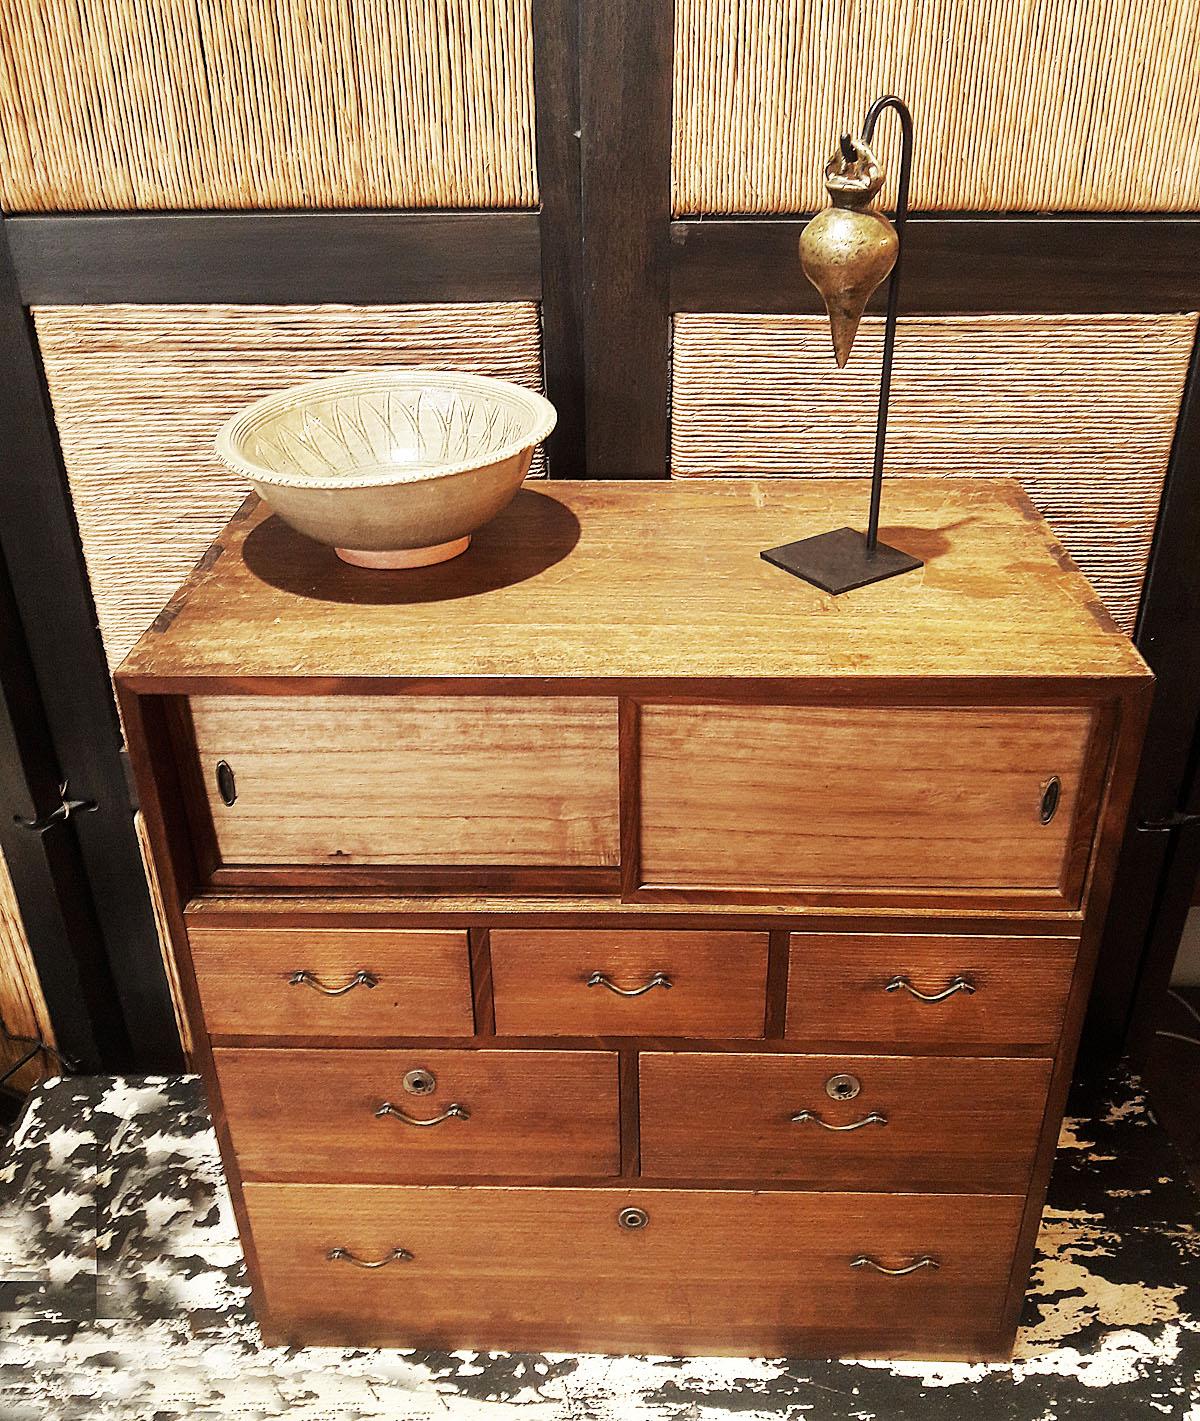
[638,703,1098,902]
[188,694,619,868]
[190,926,473,1039]
[638,1052,1051,1191]
[215,1048,619,1180]
[490,929,769,1036]
[786,933,1078,1049]
[243,1182,1024,1356]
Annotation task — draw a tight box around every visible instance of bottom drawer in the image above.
[243,1182,1025,1358]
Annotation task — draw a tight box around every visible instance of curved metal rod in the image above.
[851,1255,939,1276]
[289,969,379,996]
[855,94,913,550]
[327,1246,413,1269]
[586,971,673,997]
[885,975,976,1003]
[790,1109,888,1131]
[375,1101,470,1127]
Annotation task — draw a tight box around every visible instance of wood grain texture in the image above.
[786,933,1079,1050]
[489,929,769,1037]
[215,1047,620,1182]
[189,927,473,1040]
[672,0,1200,215]
[35,302,545,670]
[638,1052,1052,1192]
[639,703,1096,897]
[116,480,1148,687]
[0,0,537,212]
[0,846,54,1089]
[670,313,1196,637]
[134,811,193,1057]
[244,1182,1024,1356]
[189,695,619,869]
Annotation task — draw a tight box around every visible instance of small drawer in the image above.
[215,1048,619,1181]
[638,1052,1051,1192]
[189,694,619,870]
[189,926,473,1039]
[489,929,768,1037]
[243,1181,1024,1356]
[786,933,1078,1049]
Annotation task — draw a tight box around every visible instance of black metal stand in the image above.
[763,95,924,595]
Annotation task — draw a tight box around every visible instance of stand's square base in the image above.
[761,526,923,595]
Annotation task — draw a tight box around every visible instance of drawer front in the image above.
[786,933,1078,1049]
[490,929,769,1037]
[190,695,619,868]
[190,926,473,1039]
[243,1182,1023,1356]
[638,1052,1051,1191]
[638,703,1097,899]
[215,1048,619,1181]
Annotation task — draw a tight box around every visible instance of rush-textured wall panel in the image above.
[0,0,536,211]
[34,302,545,668]
[670,312,1196,633]
[673,0,1200,214]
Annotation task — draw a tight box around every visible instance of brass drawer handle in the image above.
[586,971,672,997]
[885,974,975,1003]
[1040,775,1061,824]
[374,1101,470,1127]
[851,1254,939,1276]
[790,1109,888,1131]
[327,1246,412,1269]
[289,969,379,996]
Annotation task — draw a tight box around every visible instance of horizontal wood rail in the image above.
[7,211,543,306]
[670,215,1200,314]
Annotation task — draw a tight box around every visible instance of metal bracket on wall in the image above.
[13,781,96,834]
[1137,812,1200,833]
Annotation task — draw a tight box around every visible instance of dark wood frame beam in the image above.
[0,220,184,1070]
[532,0,586,474]
[671,216,1200,314]
[6,211,542,306]
[578,0,674,476]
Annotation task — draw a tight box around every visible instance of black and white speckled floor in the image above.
[0,1069,1195,1420]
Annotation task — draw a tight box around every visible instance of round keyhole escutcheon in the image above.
[402,1069,437,1096]
[618,1206,649,1231]
[825,1073,861,1101]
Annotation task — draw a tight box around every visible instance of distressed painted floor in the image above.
[0,1070,1195,1420]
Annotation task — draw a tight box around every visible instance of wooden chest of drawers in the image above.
[117,478,1151,1360]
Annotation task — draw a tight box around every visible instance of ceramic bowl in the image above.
[214,370,557,567]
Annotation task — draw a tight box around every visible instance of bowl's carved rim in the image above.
[214,369,557,490]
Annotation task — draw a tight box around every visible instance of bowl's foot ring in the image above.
[335,535,471,569]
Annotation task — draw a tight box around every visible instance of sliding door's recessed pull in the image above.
[215,759,237,806]
[326,1246,413,1269]
[289,969,379,996]
[374,1101,470,1127]
[850,1255,939,1276]
[586,971,672,997]
[885,975,975,1003]
[1039,775,1061,824]
[790,1110,888,1131]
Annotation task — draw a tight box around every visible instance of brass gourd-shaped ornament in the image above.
[799,136,897,368]
[760,95,924,595]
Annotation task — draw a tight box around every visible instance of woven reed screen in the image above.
[673,0,1200,214]
[0,0,536,212]
[34,302,545,669]
[0,848,54,1091]
[671,312,1196,634]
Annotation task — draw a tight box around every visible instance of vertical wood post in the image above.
[579,0,674,476]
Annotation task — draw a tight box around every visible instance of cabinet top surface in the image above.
[118,478,1147,687]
